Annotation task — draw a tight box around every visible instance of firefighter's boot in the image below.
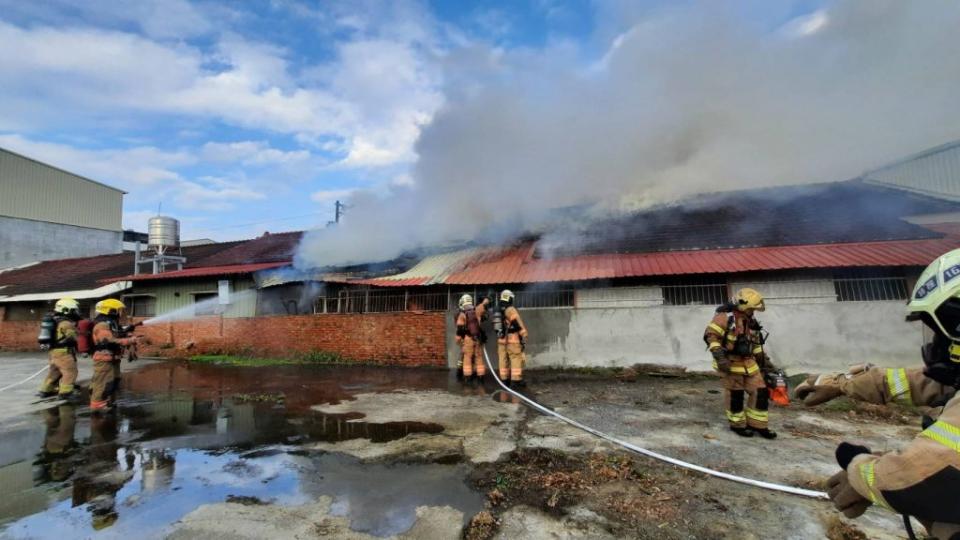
[753,428,778,439]
[731,426,754,437]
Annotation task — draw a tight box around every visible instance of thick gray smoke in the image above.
[296,1,960,269]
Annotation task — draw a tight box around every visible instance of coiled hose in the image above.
[482,348,829,500]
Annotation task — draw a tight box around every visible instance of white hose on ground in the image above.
[482,348,829,500]
[0,365,49,393]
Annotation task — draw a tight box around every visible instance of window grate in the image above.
[661,283,729,306]
[834,277,909,302]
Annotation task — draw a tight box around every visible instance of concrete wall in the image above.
[0,215,122,268]
[447,301,922,373]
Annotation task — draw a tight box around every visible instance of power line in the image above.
[187,211,329,235]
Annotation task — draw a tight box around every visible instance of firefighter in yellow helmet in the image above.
[89,299,140,411]
[496,290,529,388]
[793,250,960,538]
[37,298,82,401]
[703,288,778,439]
[455,294,490,384]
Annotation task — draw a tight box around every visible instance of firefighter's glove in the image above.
[712,349,730,373]
[835,442,871,469]
[794,373,845,406]
[826,469,871,518]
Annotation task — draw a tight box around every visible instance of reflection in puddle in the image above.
[0,362,484,539]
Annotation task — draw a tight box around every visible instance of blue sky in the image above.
[0,0,834,242]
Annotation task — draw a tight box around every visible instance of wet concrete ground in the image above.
[0,361,485,539]
[0,353,151,422]
[0,358,920,539]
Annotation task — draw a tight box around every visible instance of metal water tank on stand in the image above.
[148,216,180,255]
[135,215,186,274]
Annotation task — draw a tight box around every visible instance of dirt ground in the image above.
[168,368,919,540]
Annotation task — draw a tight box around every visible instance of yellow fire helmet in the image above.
[53,297,80,315]
[735,288,765,312]
[908,248,960,340]
[94,298,127,316]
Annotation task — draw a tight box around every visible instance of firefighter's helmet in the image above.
[908,248,960,340]
[499,289,515,304]
[94,298,126,316]
[458,294,473,309]
[54,298,80,316]
[735,288,765,312]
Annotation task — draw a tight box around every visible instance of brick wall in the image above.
[0,313,37,350]
[131,312,448,367]
[0,311,447,366]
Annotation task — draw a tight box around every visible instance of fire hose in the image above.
[0,365,49,393]
[482,347,829,500]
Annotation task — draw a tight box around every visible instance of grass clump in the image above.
[190,349,350,367]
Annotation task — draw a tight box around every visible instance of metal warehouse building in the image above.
[0,147,125,269]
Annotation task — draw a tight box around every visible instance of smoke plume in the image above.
[296,1,960,269]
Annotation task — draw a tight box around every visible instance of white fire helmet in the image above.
[499,289,515,303]
[458,294,473,309]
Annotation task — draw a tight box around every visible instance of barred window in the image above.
[315,290,449,313]
[514,289,574,309]
[661,279,728,306]
[126,295,156,318]
[833,277,909,301]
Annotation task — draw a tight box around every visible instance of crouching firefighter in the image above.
[703,288,777,439]
[37,298,83,401]
[90,299,141,411]
[495,290,528,388]
[794,249,960,539]
[455,294,489,384]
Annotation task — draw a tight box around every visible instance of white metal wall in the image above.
[0,148,123,231]
[865,141,960,201]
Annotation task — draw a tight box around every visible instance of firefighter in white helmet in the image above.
[37,298,83,401]
[455,294,490,384]
[793,250,960,538]
[496,290,529,388]
[703,288,778,439]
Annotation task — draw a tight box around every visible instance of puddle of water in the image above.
[0,362,485,539]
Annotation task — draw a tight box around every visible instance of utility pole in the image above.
[335,200,346,223]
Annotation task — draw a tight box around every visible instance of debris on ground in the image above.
[465,511,498,540]
[823,514,870,540]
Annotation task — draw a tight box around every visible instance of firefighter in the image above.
[703,288,778,439]
[497,290,529,388]
[455,294,489,384]
[793,249,960,538]
[89,299,141,411]
[37,298,82,400]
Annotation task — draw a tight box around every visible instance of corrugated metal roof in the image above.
[439,237,959,285]
[110,262,289,282]
[344,247,492,287]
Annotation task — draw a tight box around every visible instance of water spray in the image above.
[481,348,829,500]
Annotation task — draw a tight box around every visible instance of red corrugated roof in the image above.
[442,237,960,285]
[109,262,289,282]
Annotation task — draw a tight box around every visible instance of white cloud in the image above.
[0,12,444,169]
[201,141,310,165]
[311,189,356,204]
[780,9,829,38]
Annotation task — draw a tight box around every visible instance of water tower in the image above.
[134,216,187,274]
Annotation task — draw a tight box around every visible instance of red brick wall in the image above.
[133,312,447,367]
[0,311,448,367]
[0,318,38,351]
